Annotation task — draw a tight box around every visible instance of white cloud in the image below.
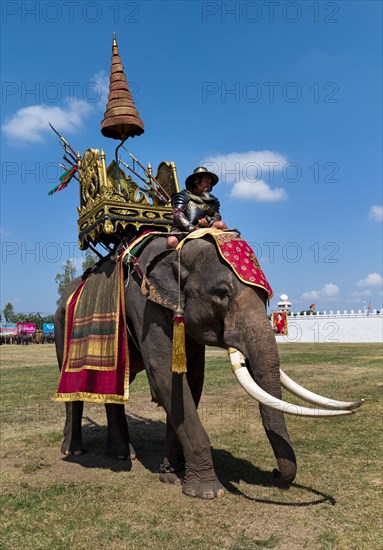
[2,100,93,144]
[322,283,340,297]
[356,272,383,287]
[368,205,383,221]
[300,290,319,300]
[2,71,107,145]
[202,150,288,202]
[301,283,340,301]
[91,70,110,106]
[231,179,287,201]
[203,150,288,182]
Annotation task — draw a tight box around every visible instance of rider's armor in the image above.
[171,189,222,232]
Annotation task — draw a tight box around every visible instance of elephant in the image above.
[42,332,55,344]
[54,231,363,499]
[19,332,33,345]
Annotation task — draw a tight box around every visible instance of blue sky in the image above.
[1,0,382,315]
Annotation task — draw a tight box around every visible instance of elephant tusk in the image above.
[227,348,355,418]
[279,368,364,410]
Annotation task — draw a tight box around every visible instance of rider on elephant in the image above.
[167,166,227,248]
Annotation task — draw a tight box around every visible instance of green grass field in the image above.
[0,343,382,549]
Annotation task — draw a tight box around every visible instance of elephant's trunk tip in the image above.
[271,468,295,489]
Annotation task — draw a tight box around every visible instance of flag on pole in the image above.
[48,166,78,195]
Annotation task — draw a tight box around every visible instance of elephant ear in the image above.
[138,240,187,311]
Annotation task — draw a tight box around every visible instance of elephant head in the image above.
[140,233,362,412]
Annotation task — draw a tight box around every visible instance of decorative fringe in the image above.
[172,310,186,373]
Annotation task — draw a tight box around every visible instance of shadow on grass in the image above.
[62,413,165,473]
[62,414,335,507]
[213,448,336,506]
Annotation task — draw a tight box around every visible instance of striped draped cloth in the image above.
[52,257,129,404]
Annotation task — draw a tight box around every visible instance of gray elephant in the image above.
[19,332,33,345]
[54,233,362,499]
[43,332,55,344]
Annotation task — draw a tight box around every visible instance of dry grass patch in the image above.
[0,343,382,549]
[0,343,57,368]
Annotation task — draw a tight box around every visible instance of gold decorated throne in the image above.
[77,148,179,250]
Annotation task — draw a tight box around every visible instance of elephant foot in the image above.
[108,442,137,460]
[159,463,185,485]
[182,471,225,499]
[61,444,87,457]
[271,469,293,489]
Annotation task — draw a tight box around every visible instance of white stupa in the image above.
[277,294,292,312]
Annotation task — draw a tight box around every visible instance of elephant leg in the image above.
[61,401,86,456]
[145,349,223,497]
[160,418,185,484]
[170,374,224,498]
[160,340,205,485]
[128,291,223,498]
[105,404,136,460]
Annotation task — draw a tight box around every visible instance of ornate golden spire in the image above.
[101,33,144,141]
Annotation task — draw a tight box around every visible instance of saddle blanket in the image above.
[52,255,129,405]
[177,229,273,299]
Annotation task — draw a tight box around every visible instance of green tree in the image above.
[82,249,98,272]
[1,306,55,328]
[21,312,44,329]
[55,259,76,305]
[3,302,16,322]
[44,314,55,323]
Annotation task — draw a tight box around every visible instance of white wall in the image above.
[274,312,383,343]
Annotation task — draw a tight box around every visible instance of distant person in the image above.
[167,167,227,248]
[274,312,286,334]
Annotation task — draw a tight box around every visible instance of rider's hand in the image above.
[198,217,209,228]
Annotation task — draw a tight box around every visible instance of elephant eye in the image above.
[215,284,231,299]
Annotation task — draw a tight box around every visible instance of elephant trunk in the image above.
[247,336,297,488]
[225,290,297,487]
[259,402,297,488]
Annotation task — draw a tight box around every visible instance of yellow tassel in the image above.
[172,311,187,373]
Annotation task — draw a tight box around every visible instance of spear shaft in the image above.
[49,123,78,158]
[119,158,167,204]
[64,146,78,164]
[63,154,76,167]
[122,147,172,203]
[130,151,171,202]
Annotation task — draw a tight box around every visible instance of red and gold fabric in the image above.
[177,228,273,299]
[52,256,129,404]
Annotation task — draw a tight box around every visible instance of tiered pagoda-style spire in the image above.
[101,33,144,141]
